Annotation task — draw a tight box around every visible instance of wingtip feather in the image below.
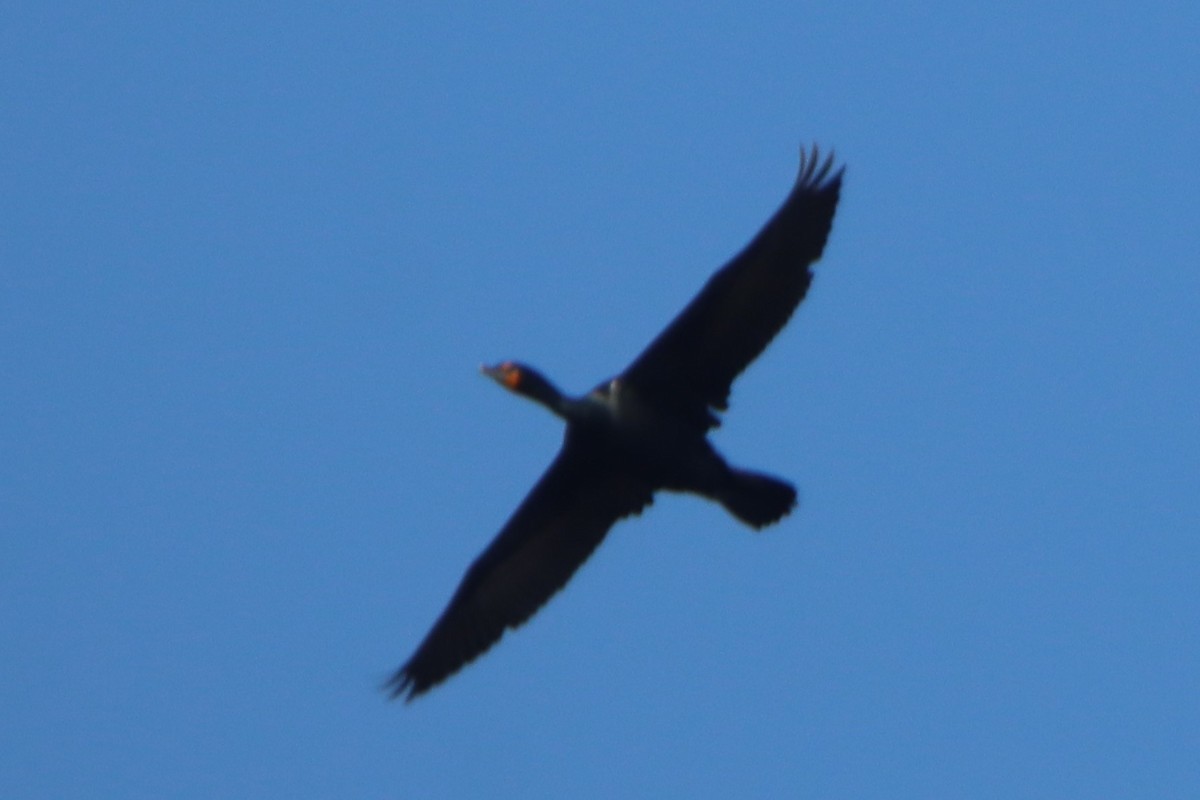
[383,667,419,703]
[797,142,843,189]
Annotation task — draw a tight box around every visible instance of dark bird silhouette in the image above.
[388,146,844,701]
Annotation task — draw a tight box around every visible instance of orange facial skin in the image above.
[501,363,521,390]
[481,361,523,391]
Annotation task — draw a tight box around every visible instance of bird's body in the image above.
[389,146,844,700]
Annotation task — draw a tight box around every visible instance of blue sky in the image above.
[3,2,1198,797]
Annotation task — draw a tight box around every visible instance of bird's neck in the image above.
[535,385,618,427]
[520,375,573,419]
[514,369,616,425]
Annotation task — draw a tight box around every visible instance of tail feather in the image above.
[719,469,797,529]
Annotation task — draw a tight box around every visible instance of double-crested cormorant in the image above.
[388,146,844,701]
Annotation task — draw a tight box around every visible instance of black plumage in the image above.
[388,146,844,700]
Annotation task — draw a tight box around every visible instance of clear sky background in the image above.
[3,3,1198,798]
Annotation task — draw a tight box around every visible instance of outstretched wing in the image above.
[387,428,654,701]
[622,146,843,427]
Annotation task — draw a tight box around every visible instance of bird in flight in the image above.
[388,145,844,701]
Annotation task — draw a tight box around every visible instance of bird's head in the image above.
[480,361,527,391]
[481,361,565,414]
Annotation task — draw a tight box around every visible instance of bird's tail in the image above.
[719,469,797,529]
